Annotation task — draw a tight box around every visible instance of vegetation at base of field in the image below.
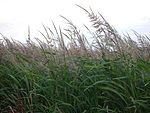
[0,6,150,113]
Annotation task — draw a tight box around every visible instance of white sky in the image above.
[0,0,150,42]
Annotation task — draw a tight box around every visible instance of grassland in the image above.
[0,7,150,113]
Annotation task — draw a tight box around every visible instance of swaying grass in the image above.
[0,6,150,113]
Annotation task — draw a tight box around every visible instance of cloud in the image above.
[0,23,14,34]
[0,0,150,42]
[133,19,150,35]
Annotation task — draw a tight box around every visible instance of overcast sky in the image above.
[0,0,150,42]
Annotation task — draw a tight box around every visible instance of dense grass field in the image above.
[0,7,150,113]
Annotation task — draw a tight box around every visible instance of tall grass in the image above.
[0,6,150,113]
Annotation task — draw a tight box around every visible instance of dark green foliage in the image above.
[0,55,150,113]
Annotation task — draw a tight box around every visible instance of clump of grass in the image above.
[0,6,150,113]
